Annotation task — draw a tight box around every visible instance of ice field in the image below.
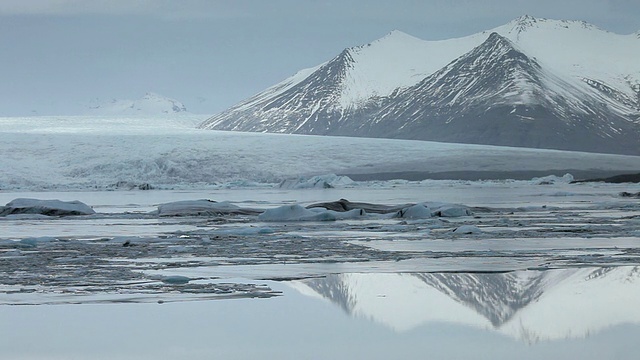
[1,116,639,190]
[1,116,639,359]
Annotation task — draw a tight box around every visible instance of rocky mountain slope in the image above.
[200,16,640,155]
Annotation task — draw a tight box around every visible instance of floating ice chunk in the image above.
[549,191,579,196]
[422,201,473,217]
[258,204,365,221]
[278,174,354,189]
[0,198,95,217]
[531,173,574,185]
[160,276,191,284]
[108,181,153,190]
[1,249,22,257]
[307,199,409,214]
[429,203,473,217]
[212,227,276,236]
[3,214,52,220]
[220,179,263,188]
[330,208,367,220]
[259,204,323,221]
[395,204,432,219]
[517,205,557,211]
[157,199,257,216]
[17,237,58,248]
[453,225,482,234]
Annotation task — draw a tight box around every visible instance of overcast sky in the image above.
[1,0,639,116]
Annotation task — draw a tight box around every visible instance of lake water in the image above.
[1,183,639,359]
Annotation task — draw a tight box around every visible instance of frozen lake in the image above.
[1,181,640,359]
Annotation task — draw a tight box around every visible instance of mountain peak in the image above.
[381,29,416,40]
[486,31,512,45]
[365,29,424,47]
[509,15,544,33]
[142,92,168,100]
[475,32,527,61]
[505,15,601,35]
[399,30,542,112]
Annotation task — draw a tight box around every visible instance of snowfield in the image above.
[0,115,639,190]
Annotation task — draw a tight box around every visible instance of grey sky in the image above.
[1,0,638,116]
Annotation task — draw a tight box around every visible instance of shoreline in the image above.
[342,169,640,182]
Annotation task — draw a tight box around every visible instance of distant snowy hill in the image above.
[200,16,640,155]
[87,93,189,116]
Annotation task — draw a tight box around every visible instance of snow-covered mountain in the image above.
[291,267,640,342]
[200,16,640,155]
[87,92,188,116]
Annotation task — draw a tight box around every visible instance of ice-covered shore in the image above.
[1,180,639,302]
[0,196,474,221]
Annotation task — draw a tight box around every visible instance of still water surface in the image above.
[2,268,639,360]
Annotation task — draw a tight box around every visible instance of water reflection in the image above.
[2,268,640,359]
[290,267,640,342]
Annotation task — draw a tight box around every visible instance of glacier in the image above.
[1,115,639,191]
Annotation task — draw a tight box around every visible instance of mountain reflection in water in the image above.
[290,267,640,342]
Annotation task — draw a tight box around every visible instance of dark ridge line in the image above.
[571,172,640,184]
[341,169,638,181]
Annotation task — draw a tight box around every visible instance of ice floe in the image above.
[157,199,260,216]
[429,203,473,217]
[307,199,410,213]
[211,227,276,236]
[15,237,58,248]
[530,173,574,185]
[278,174,354,189]
[453,225,483,234]
[395,204,432,219]
[258,204,366,222]
[257,200,471,222]
[159,275,192,285]
[0,198,95,217]
[393,202,473,218]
